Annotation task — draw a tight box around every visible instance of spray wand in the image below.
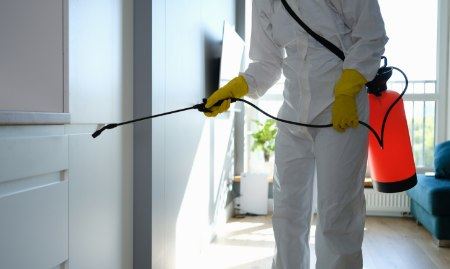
[92,67,408,149]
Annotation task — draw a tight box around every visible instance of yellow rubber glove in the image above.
[332,69,368,132]
[204,75,249,117]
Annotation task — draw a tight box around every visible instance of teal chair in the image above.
[407,141,450,247]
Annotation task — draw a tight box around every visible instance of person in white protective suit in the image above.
[204,0,388,268]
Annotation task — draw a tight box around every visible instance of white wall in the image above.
[150,1,237,268]
[67,0,133,268]
[0,0,133,268]
[440,0,450,140]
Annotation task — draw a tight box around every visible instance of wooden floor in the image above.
[200,216,450,269]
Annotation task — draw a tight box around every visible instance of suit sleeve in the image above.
[242,0,284,99]
[339,0,389,81]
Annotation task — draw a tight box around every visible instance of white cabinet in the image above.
[0,134,69,269]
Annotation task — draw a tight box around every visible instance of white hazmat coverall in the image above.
[241,0,388,268]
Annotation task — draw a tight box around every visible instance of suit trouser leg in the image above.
[314,109,368,269]
[272,128,315,269]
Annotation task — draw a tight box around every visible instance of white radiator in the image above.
[364,188,411,216]
[265,189,411,217]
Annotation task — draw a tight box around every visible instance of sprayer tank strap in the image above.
[280,0,345,60]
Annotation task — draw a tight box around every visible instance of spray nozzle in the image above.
[92,123,119,138]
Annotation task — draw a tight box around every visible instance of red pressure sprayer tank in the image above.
[368,91,417,192]
[366,63,417,193]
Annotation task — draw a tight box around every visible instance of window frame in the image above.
[437,0,450,143]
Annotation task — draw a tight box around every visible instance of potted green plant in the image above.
[251,119,277,162]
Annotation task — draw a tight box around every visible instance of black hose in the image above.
[233,97,383,147]
[92,68,409,149]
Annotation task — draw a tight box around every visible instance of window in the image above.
[380,0,439,170]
